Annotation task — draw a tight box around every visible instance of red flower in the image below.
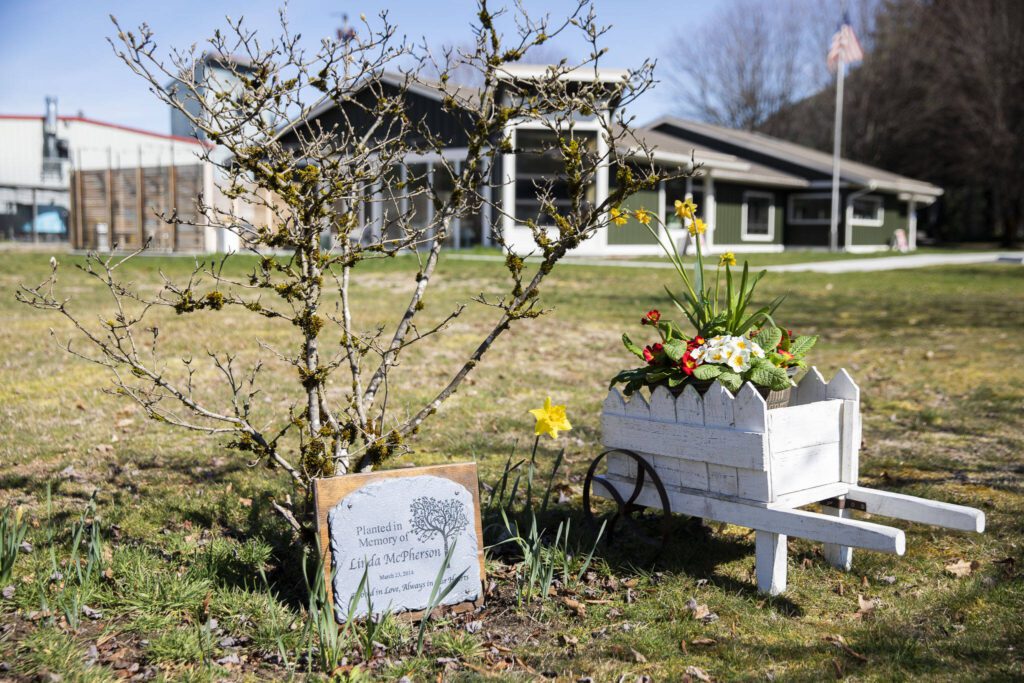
[778,349,794,361]
[642,309,661,325]
[643,342,663,364]
[679,350,698,376]
[687,335,705,350]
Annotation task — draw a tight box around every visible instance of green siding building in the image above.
[282,67,942,256]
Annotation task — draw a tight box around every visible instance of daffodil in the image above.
[634,208,652,226]
[674,198,697,220]
[688,218,707,236]
[610,207,628,226]
[719,251,736,267]
[529,396,573,439]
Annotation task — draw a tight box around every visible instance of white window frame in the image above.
[741,190,775,242]
[848,194,885,226]
[787,192,833,225]
[509,122,601,229]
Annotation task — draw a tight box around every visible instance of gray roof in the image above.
[646,116,942,198]
[619,125,811,188]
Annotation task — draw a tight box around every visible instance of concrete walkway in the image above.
[446,251,1023,273]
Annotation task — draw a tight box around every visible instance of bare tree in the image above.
[663,0,880,131]
[17,1,682,536]
[425,41,572,87]
[759,0,1023,244]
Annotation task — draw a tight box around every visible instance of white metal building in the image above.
[0,100,205,243]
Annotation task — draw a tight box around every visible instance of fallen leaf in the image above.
[685,597,718,623]
[238,497,252,508]
[631,648,647,664]
[823,634,867,662]
[685,665,711,681]
[853,594,876,619]
[680,639,688,655]
[691,637,717,646]
[944,559,979,578]
[560,596,586,617]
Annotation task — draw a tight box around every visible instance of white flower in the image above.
[707,346,729,364]
[690,346,706,362]
[729,338,749,353]
[727,352,750,373]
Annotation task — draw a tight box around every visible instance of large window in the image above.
[514,128,596,225]
[788,194,831,224]
[742,191,774,241]
[849,195,884,225]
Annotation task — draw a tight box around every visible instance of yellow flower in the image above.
[674,198,697,220]
[719,251,737,267]
[688,217,707,236]
[529,396,573,440]
[610,207,628,226]
[634,208,652,226]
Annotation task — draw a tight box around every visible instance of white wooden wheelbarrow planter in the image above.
[584,369,985,595]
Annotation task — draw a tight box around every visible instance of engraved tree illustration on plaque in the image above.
[409,495,469,556]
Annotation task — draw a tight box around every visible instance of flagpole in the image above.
[829,60,845,252]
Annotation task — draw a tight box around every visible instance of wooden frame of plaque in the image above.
[313,462,486,622]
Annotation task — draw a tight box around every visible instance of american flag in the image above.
[827,16,864,73]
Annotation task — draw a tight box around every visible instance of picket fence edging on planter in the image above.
[601,368,860,506]
[593,367,986,595]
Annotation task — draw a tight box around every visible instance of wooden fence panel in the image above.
[71,164,205,252]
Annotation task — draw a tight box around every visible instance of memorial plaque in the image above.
[313,463,485,622]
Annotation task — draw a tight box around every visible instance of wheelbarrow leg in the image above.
[755,530,788,595]
[822,505,854,571]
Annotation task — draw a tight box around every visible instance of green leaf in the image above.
[668,374,686,387]
[622,333,644,359]
[754,326,783,351]
[750,363,791,391]
[663,340,688,362]
[692,363,723,381]
[789,335,818,357]
[609,368,644,389]
[717,371,742,392]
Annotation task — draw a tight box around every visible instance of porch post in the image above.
[500,125,516,245]
[907,198,917,251]
[592,112,610,254]
[657,179,666,244]
[704,172,716,251]
[481,158,493,247]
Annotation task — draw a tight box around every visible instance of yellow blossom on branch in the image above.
[674,198,697,220]
[610,207,628,226]
[634,208,652,225]
[719,251,737,267]
[529,396,572,439]
[688,218,707,236]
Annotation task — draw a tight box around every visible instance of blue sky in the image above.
[0,0,724,133]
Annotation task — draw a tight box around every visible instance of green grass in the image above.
[1,250,1022,680]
